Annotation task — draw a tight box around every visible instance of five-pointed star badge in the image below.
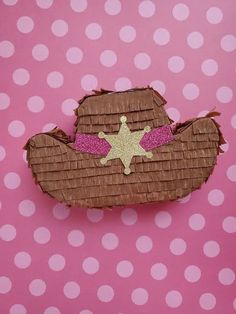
[98,115,153,175]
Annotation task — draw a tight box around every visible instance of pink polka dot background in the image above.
[0,1,235,313]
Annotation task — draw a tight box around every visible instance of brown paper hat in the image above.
[24,87,224,208]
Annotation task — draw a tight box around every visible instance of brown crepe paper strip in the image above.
[24,87,224,209]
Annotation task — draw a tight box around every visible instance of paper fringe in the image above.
[24,87,223,208]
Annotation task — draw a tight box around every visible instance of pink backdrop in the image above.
[0,1,236,313]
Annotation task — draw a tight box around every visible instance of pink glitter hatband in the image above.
[74,125,174,155]
[74,133,111,155]
[140,125,174,151]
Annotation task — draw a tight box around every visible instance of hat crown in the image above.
[74,87,171,135]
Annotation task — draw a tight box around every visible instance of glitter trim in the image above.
[140,125,174,151]
[74,133,111,155]
[75,125,174,155]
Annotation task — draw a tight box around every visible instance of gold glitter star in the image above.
[98,116,153,175]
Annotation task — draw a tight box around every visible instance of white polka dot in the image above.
[208,189,224,206]
[230,302,236,314]
[115,77,132,91]
[82,257,100,274]
[216,86,233,103]
[218,268,235,285]
[136,235,153,253]
[227,165,236,182]
[61,98,78,116]
[203,240,220,257]
[166,107,181,122]
[165,290,182,308]
[138,1,156,18]
[187,31,204,49]
[168,56,185,73]
[64,281,80,299]
[100,50,117,67]
[177,193,191,203]
[121,208,137,225]
[12,68,30,85]
[0,145,6,161]
[131,289,150,307]
[102,233,119,250]
[184,265,201,282]
[199,293,216,310]
[70,0,87,12]
[48,254,65,271]
[119,25,136,43]
[169,238,187,255]
[4,172,21,189]
[183,83,200,100]
[172,3,190,21]
[67,229,85,247]
[155,211,172,228]
[150,80,166,95]
[116,260,134,278]
[33,227,51,244]
[0,40,15,58]
[14,251,31,269]
[234,299,236,310]
[27,96,45,113]
[3,0,18,5]
[1,224,16,241]
[134,52,151,70]
[104,0,121,15]
[188,213,205,231]
[79,311,92,314]
[66,47,83,64]
[85,23,102,40]
[44,306,61,314]
[222,216,236,233]
[220,34,236,52]
[153,28,170,46]
[47,71,64,88]
[0,276,12,293]
[36,0,54,9]
[231,114,236,129]
[52,203,70,220]
[206,7,223,24]
[29,279,46,296]
[51,20,68,37]
[32,44,49,61]
[201,59,218,76]
[150,263,168,280]
[198,110,209,118]
[42,123,56,132]
[0,92,10,110]
[86,208,104,223]
[97,285,114,302]
[81,74,98,91]
[8,120,25,137]
[10,304,27,314]
[17,16,34,33]
[221,142,229,152]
